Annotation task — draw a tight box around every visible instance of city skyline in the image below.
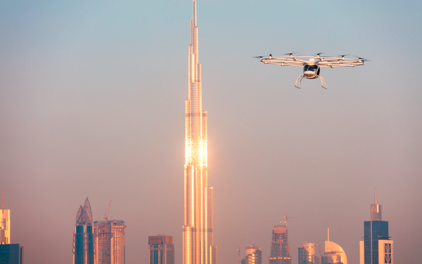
[0,1,421,264]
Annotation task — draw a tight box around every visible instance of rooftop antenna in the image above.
[2,189,4,212]
[327,228,330,241]
[375,188,377,204]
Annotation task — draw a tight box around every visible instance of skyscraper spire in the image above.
[370,188,381,221]
[374,188,377,205]
[183,1,216,263]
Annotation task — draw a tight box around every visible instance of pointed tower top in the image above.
[193,0,197,26]
[370,189,382,221]
[2,189,4,211]
[76,197,93,226]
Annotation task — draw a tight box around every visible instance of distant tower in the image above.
[183,0,217,264]
[148,235,175,264]
[269,224,291,264]
[73,197,94,264]
[241,245,262,264]
[94,220,126,264]
[359,189,393,264]
[321,228,347,264]
[298,242,317,264]
[0,190,11,245]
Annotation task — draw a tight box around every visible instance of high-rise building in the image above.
[269,224,291,264]
[0,244,24,264]
[321,229,347,264]
[183,1,216,264]
[73,197,94,264]
[0,190,10,245]
[359,189,393,264]
[148,235,174,264]
[241,245,262,264]
[298,243,318,264]
[94,220,126,264]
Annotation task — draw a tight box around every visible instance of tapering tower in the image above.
[73,197,94,264]
[183,1,216,264]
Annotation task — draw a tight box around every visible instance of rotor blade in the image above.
[355,55,371,61]
[253,56,264,58]
[284,52,299,56]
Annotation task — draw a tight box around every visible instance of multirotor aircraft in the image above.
[256,53,367,89]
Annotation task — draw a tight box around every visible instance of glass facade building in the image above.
[241,245,262,264]
[0,244,24,264]
[359,190,393,264]
[73,198,94,264]
[269,225,291,264]
[298,243,318,264]
[94,220,126,264]
[148,235,174,264]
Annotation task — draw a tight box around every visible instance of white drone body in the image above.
[258,53,366,89]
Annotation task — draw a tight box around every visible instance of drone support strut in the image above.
[294,75,304,89]
[319,76,327,89]
[294,75,327,89]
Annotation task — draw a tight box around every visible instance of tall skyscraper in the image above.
[183,1,216,264]
[321,229,347,264]
[0,190,10,245]
[241,245,262,264]
[73,197,94,264]
[359,189,393,264]
[298,243,318,264]
[94,220,126,264]
[269,224,291,264]
[148,235,174,264]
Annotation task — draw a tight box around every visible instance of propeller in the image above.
[356,56,371,62]
[335,54,349,60]
[284,52,298,56]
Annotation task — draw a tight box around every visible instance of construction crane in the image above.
[104,200,112,222]
[237,233,244,264]
[275,215,298,228]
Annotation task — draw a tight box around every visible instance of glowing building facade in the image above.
[0,208,10,245]
[241,245,262,264]
[0,191,10,245]
[94,220,126,264]
[183,1,216,264]
[269,225,291,264]
[298,243,318,264]
[359,190,393,264]
[73,198,94,264]
[321,229,347,264]
[148,235,174,264]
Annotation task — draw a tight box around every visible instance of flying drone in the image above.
[256,53,367,89]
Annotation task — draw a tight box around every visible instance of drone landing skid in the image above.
[294,75,327,89]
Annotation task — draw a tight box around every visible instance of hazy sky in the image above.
[0,0,421,263]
